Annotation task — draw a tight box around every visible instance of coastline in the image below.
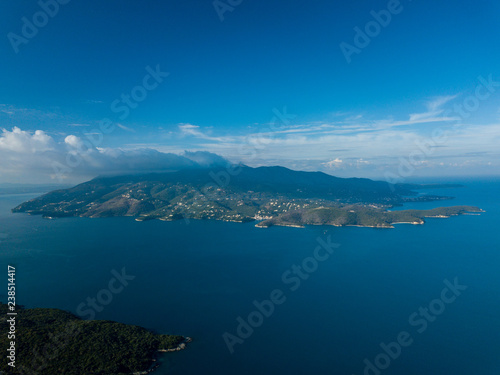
[20,205,484,231]
[135,337,193,375]
[158,336,192,353]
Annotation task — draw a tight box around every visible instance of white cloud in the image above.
[1,92,498,183]
[116,123,135,132]
[321,157,374,172]
[322,158,343,169]
[182,151,229,167]
[178,123,234,143]
[409,94,459,122]
[0,127,55,153]
[427,95,459,112]
[64,134,84,149]
[0,127,229,184]
[166,94,498,178]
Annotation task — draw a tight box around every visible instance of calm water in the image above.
[1,179,499,374]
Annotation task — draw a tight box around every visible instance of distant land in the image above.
[0,183,71,195]
[12,166,483,228]
[0,303,189,375]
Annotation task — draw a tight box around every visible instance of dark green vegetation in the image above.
[256,205,484,228]
[12,165,479,228]
[0,303,185,375]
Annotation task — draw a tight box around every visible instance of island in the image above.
[11,165,483,228]
[0,303,189,375]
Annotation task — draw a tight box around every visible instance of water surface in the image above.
[1,180,499,374]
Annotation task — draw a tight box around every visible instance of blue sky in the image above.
[1,0,500,183]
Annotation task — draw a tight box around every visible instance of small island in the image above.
[0,303,189,375]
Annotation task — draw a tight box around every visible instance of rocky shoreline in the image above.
[133,337,192,375]
[158,336,192,352]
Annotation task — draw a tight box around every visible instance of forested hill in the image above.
[0,303,186,375]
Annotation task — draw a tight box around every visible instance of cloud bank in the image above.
[1,91,499,184]
[0,127,229,184]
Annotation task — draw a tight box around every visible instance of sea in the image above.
[0,178,499,375]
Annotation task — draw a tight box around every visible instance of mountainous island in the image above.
[12,165,483,228]
[0,303,189,375]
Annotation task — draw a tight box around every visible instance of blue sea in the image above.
[1,178,499,375]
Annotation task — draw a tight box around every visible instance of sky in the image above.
[1,0,500,184]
